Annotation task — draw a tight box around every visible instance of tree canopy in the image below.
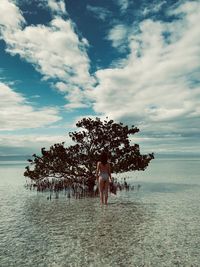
[24,117,154,189]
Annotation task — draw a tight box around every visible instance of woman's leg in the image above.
[104,180,109,205]
[99,177,105,205]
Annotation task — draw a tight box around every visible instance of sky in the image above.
[0,0,200,157]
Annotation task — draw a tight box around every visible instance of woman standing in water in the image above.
[96,151,112,205]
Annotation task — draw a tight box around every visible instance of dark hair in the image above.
[100,151,108,165]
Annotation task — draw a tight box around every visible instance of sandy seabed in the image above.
[0,184,200,267]
[0,160,200,267]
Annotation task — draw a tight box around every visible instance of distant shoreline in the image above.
[0,154,200,161]
[0,155,31,161]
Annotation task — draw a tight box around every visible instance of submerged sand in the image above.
[0,184,200,267]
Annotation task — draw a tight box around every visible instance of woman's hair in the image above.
[100,151,108,165]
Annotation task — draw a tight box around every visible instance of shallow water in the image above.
[0,159,200,267]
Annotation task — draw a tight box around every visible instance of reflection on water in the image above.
[0,161,200,266]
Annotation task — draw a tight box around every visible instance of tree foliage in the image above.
[24,117,154,188]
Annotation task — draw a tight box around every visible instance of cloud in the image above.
[116,0,129,13]
[64,87,89,109]
[0,0,25,30]
[106,24,129,52]
[0,0,93,109]
[16,0,67,15]
[132,134,200,155]
[0,82,61,130]
[142,1,167,16]
[0,133,74,156]
[54,82,92,109]
[92,1,200,152]
[86,5,112,21]
[5,18,91,84]
[47,0,66,15]
[0,134,69,148]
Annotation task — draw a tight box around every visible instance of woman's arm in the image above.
[108,163,112,181]
[96,162,100,181]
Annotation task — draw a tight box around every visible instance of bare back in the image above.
[98,161,110,174]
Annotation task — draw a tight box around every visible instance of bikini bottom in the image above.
[99,172,109,182]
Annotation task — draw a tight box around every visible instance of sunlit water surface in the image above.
[0,159,200,267]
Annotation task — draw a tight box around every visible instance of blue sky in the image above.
[0,0,200,156]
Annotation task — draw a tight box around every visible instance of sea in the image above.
[0,157,200,267]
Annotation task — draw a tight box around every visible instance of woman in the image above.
[96,151,112,205]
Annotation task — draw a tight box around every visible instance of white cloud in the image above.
[64,87,89,109]
[14,0,66,15]
[116,0,129,13]
[142,1,166,16]
[0,0,25,31]
[0,134,69,148]
[2,18,91,86]
[0,82,61,130]
[54,81,92,109]
[0,0,94,109]
[132,134,200,155]
[106,24,129,51]
[0,133,74,156]
[92,1,200,152]
[47,0,66,15]
[86,5,112,21]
